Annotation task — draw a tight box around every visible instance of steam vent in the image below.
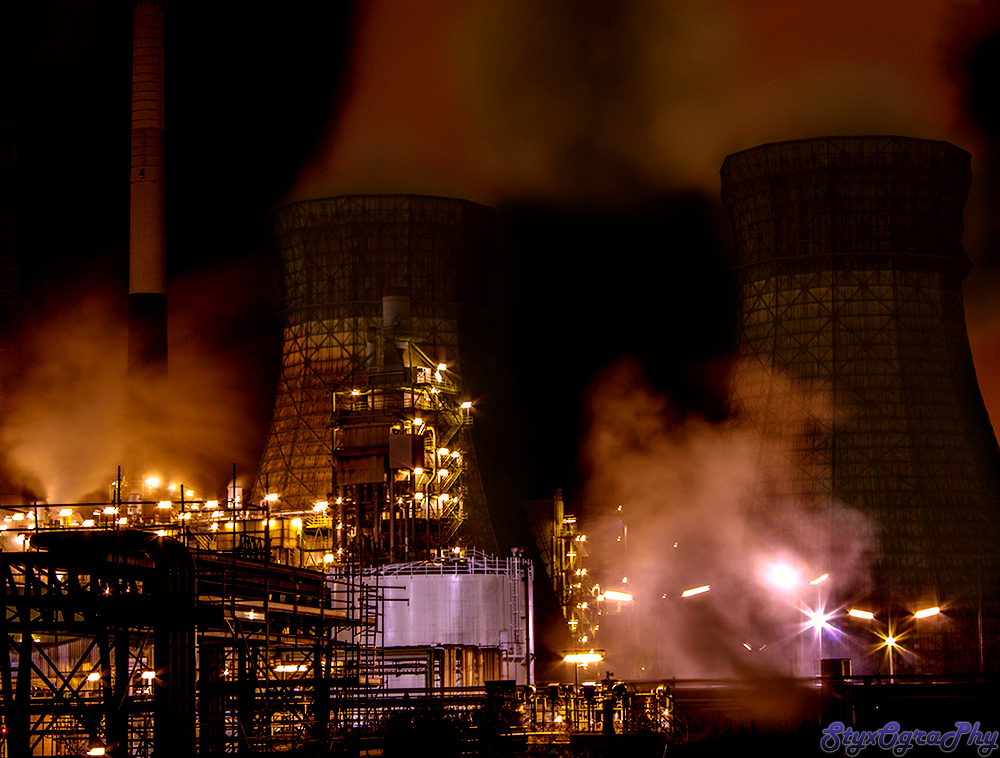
[253,195,498,561]
[722,136,1000,673]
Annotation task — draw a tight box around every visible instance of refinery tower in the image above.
[252,195,499,564]
[722,136,1000,674]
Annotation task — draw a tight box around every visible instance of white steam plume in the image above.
[582,358,872,681]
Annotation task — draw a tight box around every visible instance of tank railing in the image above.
[366,548,525,577]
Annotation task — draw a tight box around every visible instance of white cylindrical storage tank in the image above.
[366,550,533,689]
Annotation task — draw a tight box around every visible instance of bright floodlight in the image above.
[849,609,876,620]
[681,585,711,598]
[809,573,830,585]
[603,590,633,602]
[805,609,833,630]
[914,606,941,619]
[885,636,897,648]
[768,564,799,589]
[265,493,279,503]
[563,650,605,664]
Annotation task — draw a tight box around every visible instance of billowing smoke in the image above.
[453,0,937,201]
[0,263,271,506]
[582,358,872,681]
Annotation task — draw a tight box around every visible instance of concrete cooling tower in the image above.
[722,136,1000,674]
[252,195,498,563]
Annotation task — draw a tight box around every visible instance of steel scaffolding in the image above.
[0,524,378,756]
[252,195,497,557]
[721,136,1000,674]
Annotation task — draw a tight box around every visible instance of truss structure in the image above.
[722,136,1000,674]
[252,196,496,557]
[1,526,378,756]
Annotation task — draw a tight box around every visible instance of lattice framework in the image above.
[722,136,1000,674]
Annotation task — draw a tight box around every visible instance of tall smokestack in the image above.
[129,0,167,376]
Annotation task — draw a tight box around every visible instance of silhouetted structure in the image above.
[722,136,1000,674]
[252,195,498,559]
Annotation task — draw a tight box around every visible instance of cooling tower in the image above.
[253,195,497,558]
[721,136,1000,674]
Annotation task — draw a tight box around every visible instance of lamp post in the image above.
[848,606,940,680]
[563,650,606,689]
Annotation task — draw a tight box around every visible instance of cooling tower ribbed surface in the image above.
[253,195,494,542]
[722,136,1000,673]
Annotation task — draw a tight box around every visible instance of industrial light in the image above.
[291,518,302,529]
[439,448,449,457]
[145,477,160,488]
[88,671,100,682]
[313,501,328,512]
[414,493,424,501]
[437,363,447,371]
[563,650,605,664]
[413,418,424,426]
[323,553,334,564]
[439,493,450,503]
[681,585,711,598]
[768,564,799,589]
[102,506,117,515]
[810,573,830,585]
[12,512,24,521]
[157,501,171,509]
[265,493,279,503]
[915,606,941,619]
[205,500,219,509]
[805,609,834,630]
[603,590,633,602]
[82,520,95,528]
[849,609,876,620]
[59,508,73,517]
[141,671,156,680]
[460,401,472,409]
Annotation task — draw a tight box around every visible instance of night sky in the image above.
[2,0,1000,513]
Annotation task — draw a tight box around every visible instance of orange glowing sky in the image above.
[293,0,1000,428]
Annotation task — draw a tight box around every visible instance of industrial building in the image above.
[722,135,1000,675]
[252,194,498,561]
